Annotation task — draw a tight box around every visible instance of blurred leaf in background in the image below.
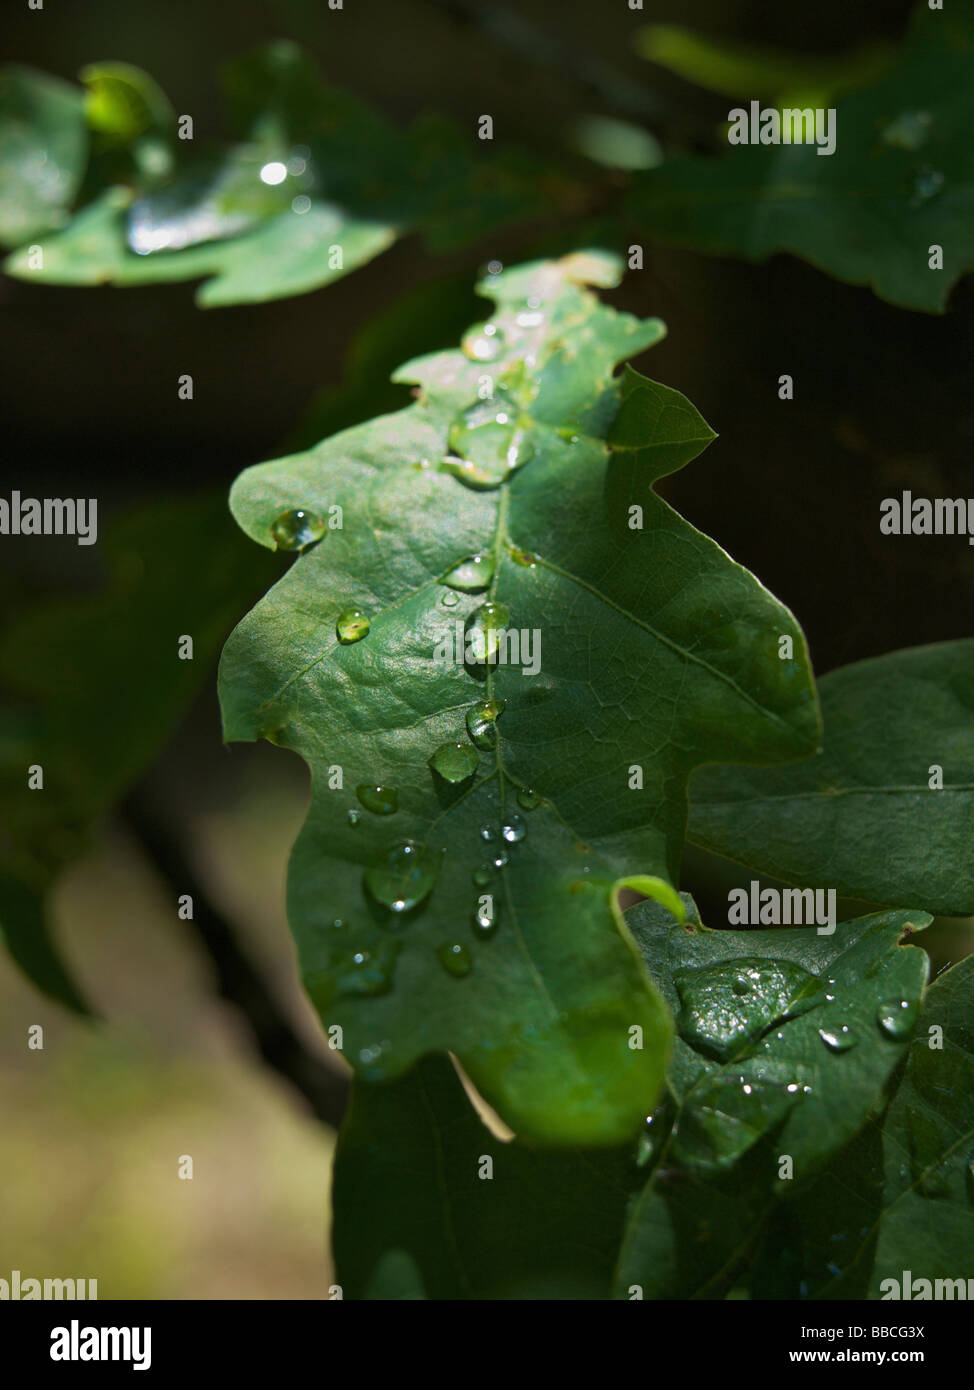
[631,0,974,312]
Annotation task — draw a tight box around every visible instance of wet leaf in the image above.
[615,896,930,1297]
[3,42,555,307]
[219,251,819,1144]
[0,66,87,246]
[749,950,974,1298]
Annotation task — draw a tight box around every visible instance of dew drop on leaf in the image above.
[270,508,325,551]
[441,552,496,592]
[466,697,505,748]
[356,783,398,815]
[364,842,437,914]
[334,939,401,997]
[429,741,478,783]
[336,609,370,644]
[441,590,460,608]
[436,942,473,977]
[461,321,502,361]
[501,814,526,843]
[347,808,361,827]
[876,998,917,1040]
[439,456,506,491]
[818,1024,856,1053]
[465,601,511,666]
[517,787,541,810]
[674,958,825,1062]
[473,897,499,935]
[472,864,493,887]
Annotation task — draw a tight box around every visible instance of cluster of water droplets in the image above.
[299,278,564,996]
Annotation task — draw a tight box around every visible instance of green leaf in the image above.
[2,42,559,307]
[631,1,974,312]
[749,950,974,1298]
[615,897,931,1298]
[0,66,88,247]
[3,184,396,305]
[332,1053,640,1299]
[0,493,277,1008]
[689,641,974,917]
[218,251,819,1144]
[635,25,893,103]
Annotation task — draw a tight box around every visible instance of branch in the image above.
[122,789,349,1130]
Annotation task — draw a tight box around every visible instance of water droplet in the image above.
[517,787,541,810]
[347,808,361,827]
[436,942,472,977]
[330,918,345,930]
[473,896,498,935]
[674,958,825,1062]
[441,552,496,592]
[447,389,527,483]
[337,609,370,643]
[364,842,438,914]
[515,309,544,328]
[356,783,398,815]
[358,1043,384,1066]
[461,322,503,362]
[491,850,509,869]
[334,939,401,997]
[270,508,325,552]
[465,601,511,666]
[428,741,478,783]
[479,824,496,842]
[466,698,506,748]
[501,814,526,843]
[877,998,917,1041]
[439,455,506,491]
[819,1025,856,1053]
[472,864,493,887]
[504,431,534,474]
[441,591,460,608]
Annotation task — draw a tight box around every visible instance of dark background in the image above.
[0,0,970,1296]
